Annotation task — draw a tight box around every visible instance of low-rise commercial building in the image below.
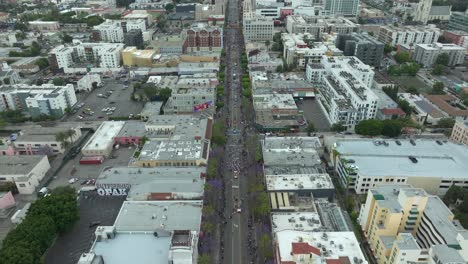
[305,56,377,130]
[13,126,81,155]
[266,173,334,200]
[378,24,440,47]
[442,30,468,49]
[413,42,465,67]
[336,33,384,67]
[0,155,50,194]
[253,93,305,131]
[332,139,468,195]
[78,200,202,264]
[113,121,146,146]
[286,15,357,39]
[122,47,156,67]
[358,185,468,264]
[251,72,316,97]
[451,118,468,145]
[151,35,184,55]
[424,93,468,120]
[10,57,41,74]
[28,21,60,32]
[95,167,205,200]
[139,101,163,121]
[81,121,125,157]
[398,93,446,125]
[0,84,77,118]
[77,73,102,92]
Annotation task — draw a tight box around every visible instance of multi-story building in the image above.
[122,47,156,67]
[449,11,468,32]
[93,20,124,43]
[253,93,305,130]
[48,41,124,72]
[0,155,50,194]
[305,56,377,129]
[323,0,360,17]
[442,30,468,49]
[124,29,144,49]
[182,24,223,54]
[286,15,357,39]
[13,126,82,155]
[77,73,102,92]
[125,19,147,32]
[451,118,468,146]
[332,138,468,195]
[282,33,343,68]
[28,21,60,32]
[378,25,440,47]
[81,121,125,158]
[0,84,77,118]
[414,0,433,24]
[151,35,184,54]
[336,33,384,67]
[243,0,274,41]
[358,184,468,264]
[413,42,465,67]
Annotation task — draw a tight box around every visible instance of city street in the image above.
[220,0,255,263]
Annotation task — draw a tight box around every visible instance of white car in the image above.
[236,208,242,213]
[68,178,78,184]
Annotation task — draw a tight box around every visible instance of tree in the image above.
[30,41,41,56]
[306,123,315,136]
[206,158,218,179]
[55,132,70,149]
[276,65,283,73]
[381,119,403,137]
[397,99,413,116]
[431,82,445,95]
[61,33,73,43]
[35,58,49,70]
[211,121,226,146]
[52,77,65,86]
[438,35,452,44]
[384,44,394,54]
[65,129,77,143]
[3,78,10,85]
[133,82,142,91]
[331,122,346,132]
[383,86,399,101]
[355,119,383,136]
[264,40,270,50]
[432,64,444,75]
[435,53,449,66]
[158,88,172,102]
[86,16,104,27]
[258,234,273,259]
[252,191,270,219]
[394,51,411,64]
[406,86,419,95]
[436,117,455,128]
[198,254,211,264]
[403,62,420,76]
[165,3,174,11]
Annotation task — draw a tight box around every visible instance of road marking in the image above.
[232,185,239,188]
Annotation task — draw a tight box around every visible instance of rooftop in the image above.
[266,174,334,191]
[253,93,298,110]
[334,139,468,180]
[145,114,211,140]
[116,121,146,138]
[276,231,368,264]
[140,101,163,117]
[424,94,468,117]
[82,121,125,151]
[114,200,203,232]
[431,244,467,263]
[16,126,79,142]
[0,155,46,175]
[271,212,323,233]
[416,42,465,51]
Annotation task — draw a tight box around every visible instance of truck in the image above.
[79,156,104,165]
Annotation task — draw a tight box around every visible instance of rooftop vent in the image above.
[408,156,418,163]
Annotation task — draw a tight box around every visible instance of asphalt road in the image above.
[221,0,253,263]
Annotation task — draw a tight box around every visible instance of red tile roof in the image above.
[291,242,321,256]
[380,108,406,116]
[326,257,351,264]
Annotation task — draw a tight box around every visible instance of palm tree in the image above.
[55,132,69,150]
[66,129,77,143]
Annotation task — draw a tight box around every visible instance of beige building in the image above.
[451,119,468,145]
[0,155,50,194]
[122,47,156,67]
[359,185,468,264]
[14,126,82,155]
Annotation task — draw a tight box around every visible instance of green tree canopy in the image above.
[381,119,403,137]
[355,119,384,136]
[35,58,49,70]
[435,53,450,66]
[432,64,444,75]
[52,77,65,86]
[431,82,445,95]
[331,122,346,132]
[306,122,315,136]
[436,117,455,128]
[394,51,411,64]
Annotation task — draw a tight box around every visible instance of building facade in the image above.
[451,119,468,145]
[243,0,274,42]
[0,155,51,194]
[413,42,465,67]
[182,24,223,54]
[306,56,377,129]
[124,29,144,49]
[0,84,77,118]
[336,33,384,67]
[323,0,360,17]
[93,20,124,43]
[449,11,468,32]
[285,15,357,39]
[378,25,440,47]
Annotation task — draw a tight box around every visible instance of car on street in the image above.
[236,208,242,213]
[233,170,239,179]
[68,178,78,184]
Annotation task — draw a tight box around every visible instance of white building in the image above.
[0,84,77,118]
[14,126,82,155]
[49,41,124,73]
[305,56,377,129]
[413,42,465,67]
[81,121,125,157]
[243,0,274,41]
[414,0,433,24]
[378,24,440,46]
[333,139,468,195]
[286,15,357,38]
[77,73,102,92]
[0,155,50,194]
[94,20,124,43]
[78,200,202,264]
[126,19,147,32]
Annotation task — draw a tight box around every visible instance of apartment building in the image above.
[49,41,124,72]
[124,29,144,49]
[182,23,223,54]
[412,42,465,67]
[332,139,468,195]
[358,185,468,264]
[305,56,377,129]
[253,93,305,130]
[323,0,360,17]
[243,0,274,41]
[378,25,440,46]
[449,11,468,32]
[93,20,124,43]
[336,33,384,67]
[451,118,468,146]
[28,21,60,32]
[0,84,77,118]
[286,15,357,39]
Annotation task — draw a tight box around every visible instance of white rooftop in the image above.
[276,230,368,264]
[271,212,323,233]
[266,174,334,191]
[82,121,125,152]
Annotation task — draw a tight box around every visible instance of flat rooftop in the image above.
[276,231,368,264]
[82,121,125,151]
[0,155,46,175]
[137,139,204,161]
[271,212,323,233]
[92,233,170,264]
[335,139,468,179]
[116,121,146,138]
[114,200,202,232]
[16,126,79,142]
[266,174,334,191]
[145,115,211,140]
[140,101,163,116]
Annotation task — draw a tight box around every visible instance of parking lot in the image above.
[47,146,137,190]
[66,78,144,122]
[45,192,125,264]
[297,98,331,131]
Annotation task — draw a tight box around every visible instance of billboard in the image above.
[193,101,213,112]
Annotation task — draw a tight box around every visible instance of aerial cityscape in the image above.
[0,0,467,263]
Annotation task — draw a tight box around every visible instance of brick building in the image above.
[182,23,223,54]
